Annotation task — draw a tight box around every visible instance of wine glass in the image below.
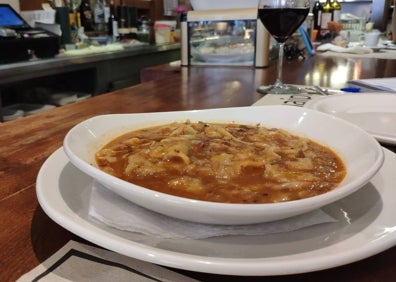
[257,0,310,94]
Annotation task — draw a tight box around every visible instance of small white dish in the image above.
[370,45,383,52]
[305,93,396,145]
[2,107,24,121]
[4,103,56,116]
[368,43,386,52]
[63,106,384,225]
[36,147,396,275]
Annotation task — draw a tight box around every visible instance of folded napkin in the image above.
[317,43,373,54]
[89,181,336,239]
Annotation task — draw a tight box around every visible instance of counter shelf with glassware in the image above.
[181,8,270,67]
[0,42,180,122]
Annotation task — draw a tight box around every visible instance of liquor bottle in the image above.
[79,0,94,32]
[312,0,323,30]
[104,1,110,24]
[108,0,119,39]
[118,0,127,28]
[331,0,341,22]
[393,0,396,44]
[320,0,334,30]
[94,0,106,32]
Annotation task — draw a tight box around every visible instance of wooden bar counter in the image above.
[1,54,396,281]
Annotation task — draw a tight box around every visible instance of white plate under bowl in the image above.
[305,93,396,145]
[63,106,384,225]
[36,147,396,276]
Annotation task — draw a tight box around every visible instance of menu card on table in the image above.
[252,85,337,107]
[17,241,199,282]
[348,77,396,93]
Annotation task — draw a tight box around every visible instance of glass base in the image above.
[257,84,302,95]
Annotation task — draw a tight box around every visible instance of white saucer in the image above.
[305,93,396,145]
[370,45,384,52]
[36,148,396,276]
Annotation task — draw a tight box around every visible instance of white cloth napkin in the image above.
[88,181,336,239]
[317,43,373,54]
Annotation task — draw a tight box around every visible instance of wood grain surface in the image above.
[2,55,396,281]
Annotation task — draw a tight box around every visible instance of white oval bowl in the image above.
[63,105,384,225]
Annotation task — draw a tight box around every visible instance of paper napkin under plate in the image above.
[88,181,337,240]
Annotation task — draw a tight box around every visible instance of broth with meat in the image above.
[95,121,346,203]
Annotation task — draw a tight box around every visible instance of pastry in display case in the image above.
[181,8,270,67]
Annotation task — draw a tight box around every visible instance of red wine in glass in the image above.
[258,8,310,43]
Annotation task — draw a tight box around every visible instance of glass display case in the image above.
[181,8,270,67]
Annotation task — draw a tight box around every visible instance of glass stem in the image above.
[275,42,285,88]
